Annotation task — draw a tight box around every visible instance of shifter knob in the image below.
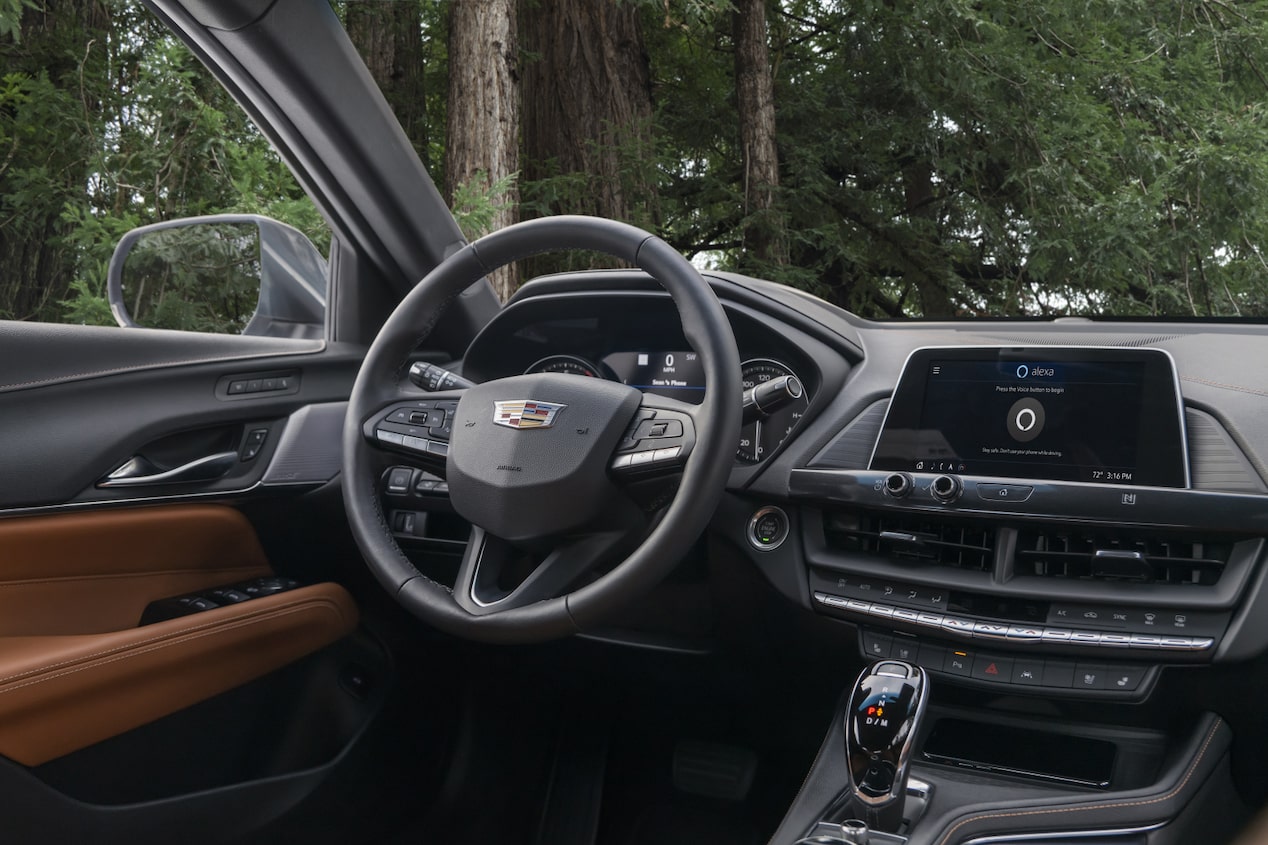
[844,660,929,822]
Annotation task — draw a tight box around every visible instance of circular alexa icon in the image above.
[1007,397,1046,443]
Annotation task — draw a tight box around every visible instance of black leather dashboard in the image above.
[466,269,1268,698]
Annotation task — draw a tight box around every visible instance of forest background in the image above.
[4,0,1268,324]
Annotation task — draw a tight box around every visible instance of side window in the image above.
[0,2,329,336]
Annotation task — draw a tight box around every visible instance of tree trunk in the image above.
[521,0,655,234]
[733,0,785,266]
[445,0,520,300]
[345,1,428,165]
[902,159,955,317]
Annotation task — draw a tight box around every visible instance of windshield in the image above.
[4,2,1264,322]
[365,0,1268,319]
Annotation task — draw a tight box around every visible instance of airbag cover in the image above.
[448,373,642,541]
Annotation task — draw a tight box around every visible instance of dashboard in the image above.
[447,268,1268,705]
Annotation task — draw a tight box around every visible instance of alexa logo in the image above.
[492,400,567,430]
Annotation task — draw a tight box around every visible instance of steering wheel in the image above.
[341,216,741,643]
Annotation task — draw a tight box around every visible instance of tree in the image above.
[345,1,428,164]
[732,0,785,268]
[0,0,325,326]
[445,0,520,300]
[521,0,657,232]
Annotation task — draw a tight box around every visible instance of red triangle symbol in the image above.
[985,663,999,675]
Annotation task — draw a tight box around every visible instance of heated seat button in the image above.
[861,631,893,659]
[1104,666,1146,691]
[1074,664,1108,690]
[891,637,919,662]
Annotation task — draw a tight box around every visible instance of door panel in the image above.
[0,505,272,636]
[0,320,383,841]
[0,324,363,509]
[0,582,357,766]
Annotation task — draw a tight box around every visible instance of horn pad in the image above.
[447,373,643,542]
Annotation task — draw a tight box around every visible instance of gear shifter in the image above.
[844,660,929,833]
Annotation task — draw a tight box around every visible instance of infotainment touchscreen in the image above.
[869,347,1188,487]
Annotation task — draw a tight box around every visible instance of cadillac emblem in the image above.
[493,399,566,430]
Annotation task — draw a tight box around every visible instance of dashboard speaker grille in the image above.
[824,511,994,571]
[809,400,889,469]
[1015,528,1231,585]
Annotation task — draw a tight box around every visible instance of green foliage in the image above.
[637,0,1268,317]
[119,223,263,333]
[451,170,519,240]
[0,0,33,42]
[0,0,327,328]
[8,0,1268,322]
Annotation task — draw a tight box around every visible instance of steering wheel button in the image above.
[426,440,449,456]
[652,446,681,462]
[386,467,414,494]
[629,451,655,466]
[611,454,633,470]
[408,411,429,424]
[376,429,405,446]
[402,435,430,452]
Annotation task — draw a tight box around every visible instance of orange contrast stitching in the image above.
[934,717,1223,845]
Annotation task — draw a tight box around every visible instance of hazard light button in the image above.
[971,654,1014,682]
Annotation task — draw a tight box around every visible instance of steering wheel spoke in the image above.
[361,389,466,477]
[453,527,633,615]
[608,395,699,482]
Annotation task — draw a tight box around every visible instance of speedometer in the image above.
[737,359,810,463]
[524,354,603,378]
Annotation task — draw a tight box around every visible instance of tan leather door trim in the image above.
[0,505,272,635]
[0,583,358,765]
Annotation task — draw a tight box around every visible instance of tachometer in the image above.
[737,359,810,463]
[524,354,603,378]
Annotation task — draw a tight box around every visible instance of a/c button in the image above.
[977,483,1034,502]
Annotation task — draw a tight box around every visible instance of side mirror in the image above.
[107,214,327,338]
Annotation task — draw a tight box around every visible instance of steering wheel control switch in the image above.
[138,576,301,625]
[609,406,696,474]
[408,361,475,392]
[747,505,790,550]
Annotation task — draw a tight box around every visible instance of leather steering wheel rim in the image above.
[341,216,741,644]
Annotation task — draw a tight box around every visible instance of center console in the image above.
[755,347,1266,843]
[773,661,1241,845]
[785,347,1268,695]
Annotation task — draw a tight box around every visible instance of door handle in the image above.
[98,452,239,488]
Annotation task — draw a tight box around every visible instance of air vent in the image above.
[824,511,995,572]
[1016,529,1232,586]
